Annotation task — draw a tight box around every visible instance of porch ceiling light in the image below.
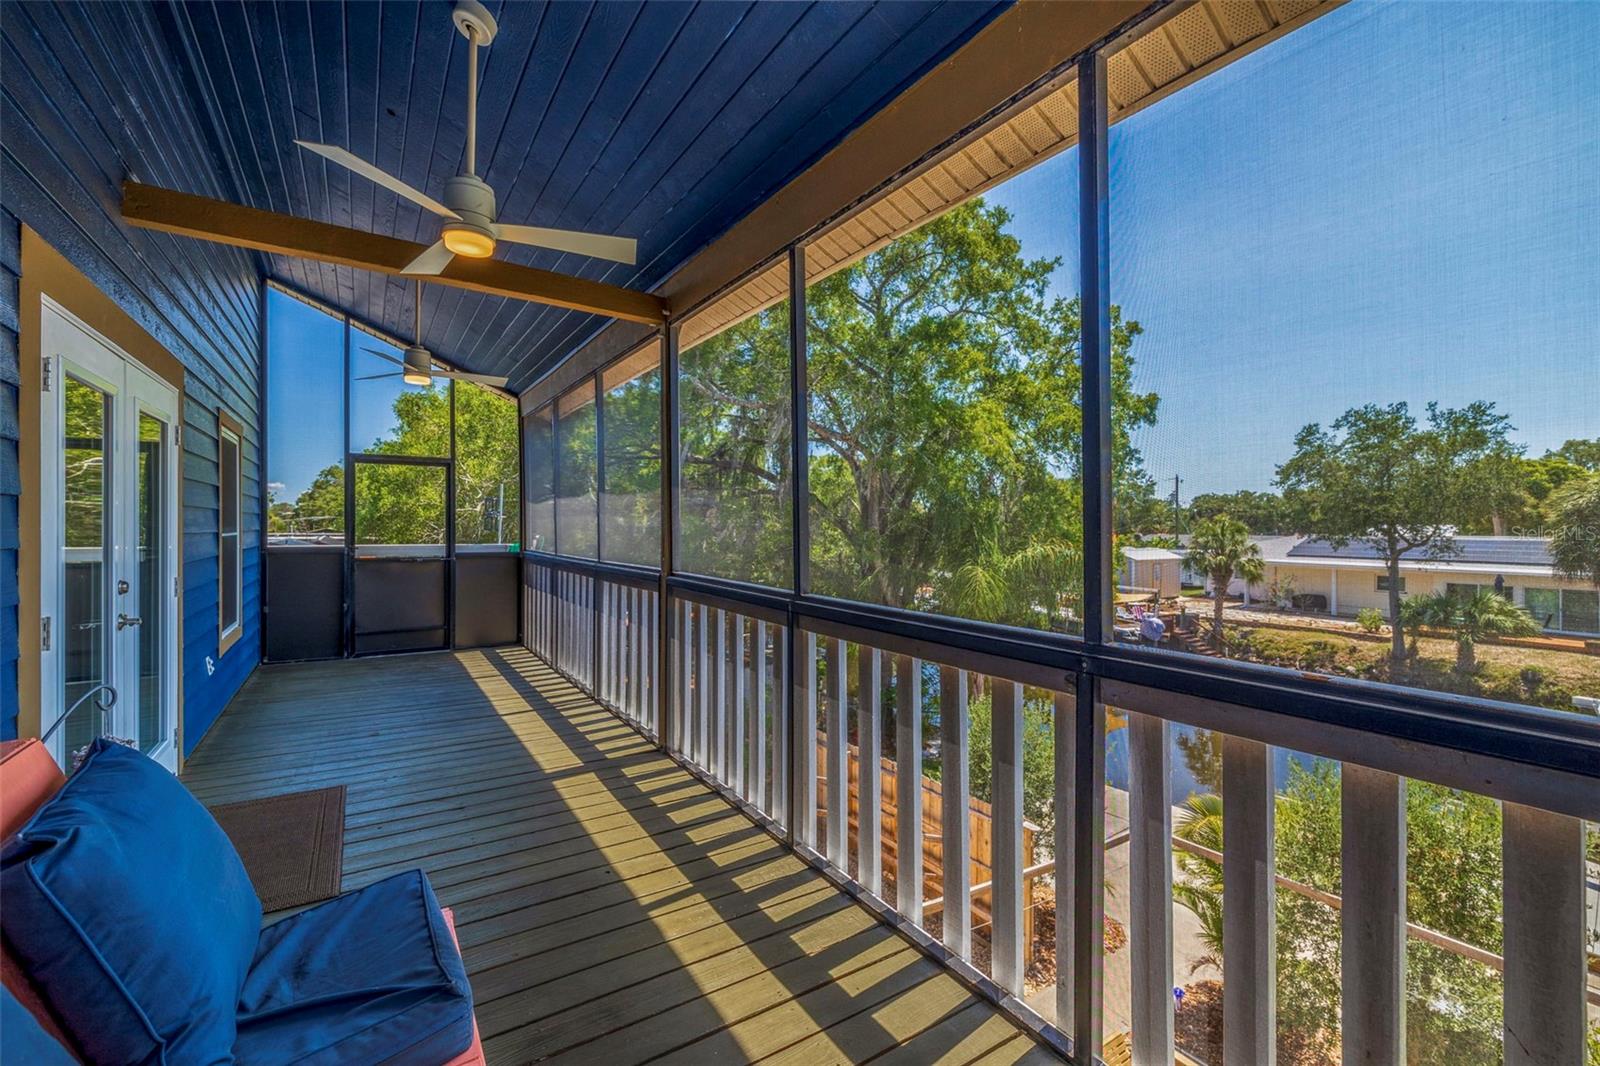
[440,224,495,259]
[402,346,434,386]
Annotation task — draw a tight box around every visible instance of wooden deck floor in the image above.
[182,647,1059,1066]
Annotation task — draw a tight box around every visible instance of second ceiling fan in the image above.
[296,0,637,277]
[359,280,510,390]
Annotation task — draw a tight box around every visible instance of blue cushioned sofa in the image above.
[0,739,485,1065]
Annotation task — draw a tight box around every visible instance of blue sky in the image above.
[272,1,1598,503]
[987,0,1598,497]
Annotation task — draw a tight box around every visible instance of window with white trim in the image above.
[218,417,242,649]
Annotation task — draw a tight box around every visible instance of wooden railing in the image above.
[525,556,1600,1065]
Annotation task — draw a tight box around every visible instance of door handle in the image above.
[117,613,143,631]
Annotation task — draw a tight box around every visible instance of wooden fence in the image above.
[816,737,1044,960]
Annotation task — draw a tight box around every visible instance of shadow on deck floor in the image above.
[182,647,1059,1065]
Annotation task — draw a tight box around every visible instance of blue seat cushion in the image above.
[0,739,260,1066]
[0,985,78,1066]
[234,870,474,1066]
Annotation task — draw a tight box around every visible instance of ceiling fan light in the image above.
[402,346,434,386]
[442,223,495,258]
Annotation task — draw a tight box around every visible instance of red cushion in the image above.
[438,909,486,1066]
[0,740,78,1058]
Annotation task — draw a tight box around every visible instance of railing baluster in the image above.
[1053,689,1079,1038]
[939,665,971,959]
[791,628,817,849]
[991,678,1024,997]
[774,622,792,830]
[858,646,883,898]
[678,598,692,755]
[1128,711,1173,1064]
[731,615,747,797]
[896,655,923,925]
[750,619,766,805]
[638,589,650,728]
[1341,764,1406,1065]
[1502,803,1586,1066]
[1222,735,1275,1065]
[713,608,729,781]
[825,637,849,870]
[695,603,711,768]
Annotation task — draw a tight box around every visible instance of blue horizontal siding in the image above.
[1,207,22,740]
[1,3,264,752]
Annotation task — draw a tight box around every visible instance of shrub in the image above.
[1356,607,1385,633]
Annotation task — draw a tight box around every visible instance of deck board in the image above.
[183,648,1055,1065]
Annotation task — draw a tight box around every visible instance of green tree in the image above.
[1172,792,1224,972]
[678,302,795,585]
[1548,438,1600,472]
[964,689,1058,838]
[1404,588,1540,673]
[1548,473,1600,588]
[679,199,1160,619]
[1174,761,1509,1064]
[1277,402,1522,661]
[274,381,519,546]
[1186,514,1265,650]
[1188,490,1291,534]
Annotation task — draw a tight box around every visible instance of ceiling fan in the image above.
[358,280,510,389]
[295,0,637,276]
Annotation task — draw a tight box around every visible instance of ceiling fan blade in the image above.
[402,240,456,276]
[356,372,404,380]
[361,346,407,367]
[295,140,459,219]
[436,369,510,387]
[495,224,637,265]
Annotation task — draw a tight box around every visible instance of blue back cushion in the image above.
[0,740,261,1065]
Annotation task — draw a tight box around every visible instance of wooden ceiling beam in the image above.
[121,182,668,326]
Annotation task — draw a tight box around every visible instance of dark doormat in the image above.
[209,785,346,912]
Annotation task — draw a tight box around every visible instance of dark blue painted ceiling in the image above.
[155,0,1008,389]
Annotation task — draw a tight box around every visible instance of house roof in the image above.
[158,0,1007,390]
[1122,547,1182,562]
[1285,536,1554,568]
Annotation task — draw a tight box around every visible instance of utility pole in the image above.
[1170,474,1183,534]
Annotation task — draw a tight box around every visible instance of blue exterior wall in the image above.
[1,215,18,737]
[0,3,264,752]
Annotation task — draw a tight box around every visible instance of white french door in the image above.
[39,299,181,772]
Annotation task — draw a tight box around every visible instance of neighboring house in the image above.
[1175,534,1300,603]
[1258,536,1600,635]
[1120,547,1183,600]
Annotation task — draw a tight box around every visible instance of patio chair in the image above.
[0,738,485,1065]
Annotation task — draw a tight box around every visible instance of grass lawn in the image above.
[1230,625,1600,713]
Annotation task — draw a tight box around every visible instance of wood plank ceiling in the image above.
[154,0,1008,391]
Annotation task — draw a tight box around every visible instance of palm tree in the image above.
[942,537,1081,631]
[1173,792,1224,973]
[1186,515,1265,650]
[1405,587,1541,673]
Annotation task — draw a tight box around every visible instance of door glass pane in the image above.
[138,412,166,752]
[354,462,447,554]
[63,376,112,753]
